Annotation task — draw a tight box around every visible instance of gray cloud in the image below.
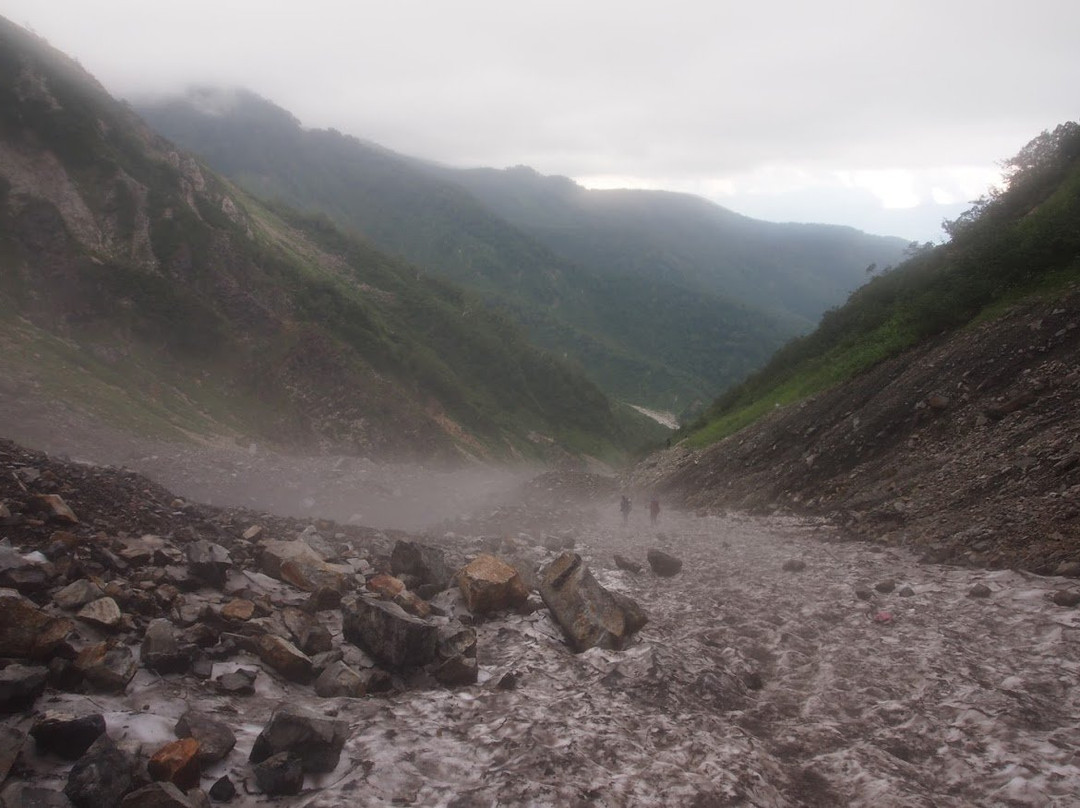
[4,0,1077,240]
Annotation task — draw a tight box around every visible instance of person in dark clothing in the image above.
[649,497,660,524]
[620,495,631,522]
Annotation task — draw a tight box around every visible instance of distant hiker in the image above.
[649,497,660,524]
[620,495,631,522]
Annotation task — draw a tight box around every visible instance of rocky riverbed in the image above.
[2,441,1080,806]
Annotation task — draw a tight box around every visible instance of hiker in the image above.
[620,495,631,522]
[649,497,660,524]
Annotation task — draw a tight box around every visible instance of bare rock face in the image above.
[64,734,137,808]
[539,552,648,652]
[457,554,529,614]
[342,596,439,669]
[391,540,450,589]
[31,712,107,760]
[174,710,236,765]
[646,549,683,577]
[249,703,349,774]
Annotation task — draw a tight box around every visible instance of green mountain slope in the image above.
[136,89,829,412]
[0,17,657,461]
[683,121,1080,447]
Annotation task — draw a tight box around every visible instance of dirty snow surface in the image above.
[31,504,1080,807]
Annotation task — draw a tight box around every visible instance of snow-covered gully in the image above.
[36,504,1080,807]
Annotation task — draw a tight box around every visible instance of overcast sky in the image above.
[4,1,1078,241]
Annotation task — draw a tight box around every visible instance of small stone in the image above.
[215,668,257,695]
[220,599,255,621]
[874,579,896,594]
[1054,561,1080,578]
[249,703,348,773]
[242,525,263,541]
[647,549,683,577]
[968,583,992,598]
[898,586,915,597]
[142,618,192,675]
[208,776,236,802]
[255,634,315,683]
[55,579,106,610]
[175,711,237,765]
[854,586,873,600]
[366,573,405,599]
[782,559,807,572]
[613,555,642,574]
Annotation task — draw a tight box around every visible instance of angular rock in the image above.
[342,596,438,669]
[432,623,478,686]
[457,554,529,614]
[279,558,347,593]
[208,776,236,802]
[539,552,648,652]
[253,752,303,796]
[303,586,342,613]
[75,642,137,692]
[55,579,106,610]
[613,554,642,574]
[175,710,236,765]
[0,726,25,786]
[394,589,433,619]
[258,540,324,579]
[249,703,349,773]
[255,634,314,683]
[147,738,201,790]
[0,663,48,712]
[1054,561,1080,578]
[313,660,390,698]
[899,586,916,597]
[855,586,874,600]
[120,782,198,808]
[646,549,683,577]
[215,668,257,695]
[142,619,192,675]
[242,525,263,541]
[968,583,992,598]
[31,712,107,759]
[219,599,254,621]
[281,607,333,656]
[0,588,74,660]
[390,541,450,589]
[367,573,405,599]
[65,734,137,808]
[29,494,79,524]
[1052,589,1080,607]
[0,783,68,808]
[875,579,897,594]
[187,541,232,589]
[77,597,123,629]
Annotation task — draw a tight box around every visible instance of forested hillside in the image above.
[0,18,658,461]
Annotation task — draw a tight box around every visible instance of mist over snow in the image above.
[4,0,1077,242]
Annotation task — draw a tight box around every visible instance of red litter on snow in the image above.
[873,611,893,623]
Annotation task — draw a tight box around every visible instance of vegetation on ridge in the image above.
[684,121,1080,447]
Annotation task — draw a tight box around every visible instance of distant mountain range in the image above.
[0,17,659,461]
[136,88,909,413]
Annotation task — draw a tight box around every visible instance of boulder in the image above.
[968,583,992,598]
[539,552,648,652]
[282,607,333,655]
[342,596,438,669]
[253,752,303,796]
[29,494,79,524]
[75,642,137,693]
[875,579,897,594]
[77,597,123,629]
[1053,589,1080,607]
[432,623,478,686]
[208,776,236,802]
[187,541,232,589]
[249,703,349,773]
[31,712,107,759]
[64,735,137,808]
[279,558,347,593]
[119,782,198,808]
[147,738,201,790]
[220,599,255,621]
[0,588,74,660]
[142,619,192,675]
[303,586,342,613]
[367,573,405,599]
[55,579,106,610]
[457,554,529,614]
[254,634,315,683]
[394,589,433,619]
[613,555,642,574]
[0,663,48,712]
[215,668,257,695]
[390,541,450,589]
[646,549,683,577]
[174,710,236,765]
[0,726,25,786]
[258,540,324,579]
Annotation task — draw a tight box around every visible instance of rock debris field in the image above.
[2,443,1080,806]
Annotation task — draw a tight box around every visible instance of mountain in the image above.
[630,122,1080,570]
[0,17,658,462]
[135,89,906,413]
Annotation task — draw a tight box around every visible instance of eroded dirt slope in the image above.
[632,288,1080,572]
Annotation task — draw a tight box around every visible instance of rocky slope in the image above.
[631,286,1080,572]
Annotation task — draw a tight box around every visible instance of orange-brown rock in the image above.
[456,554,529,614]
[147,737,201,790]
[367,574,405,599]
[220,599,255,621]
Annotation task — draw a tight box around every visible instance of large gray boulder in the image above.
[342,596,438,669]
[186,541,232,589]
[390,540,450,589]
[249,703,348,773]
[539,552,648,652]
